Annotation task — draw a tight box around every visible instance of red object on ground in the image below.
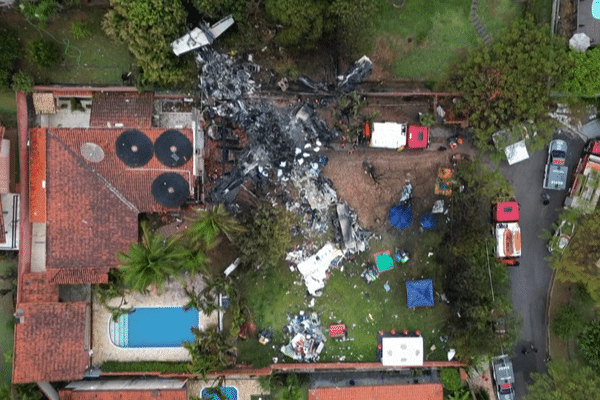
[403,329,408,335]
[494,201,520,222]
[329,323,346,338]
[415,330,421,335]
[407,125,429,149]
[363,122,371,139]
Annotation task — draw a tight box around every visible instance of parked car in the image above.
[543,140,568,190]
[492,355,516,400]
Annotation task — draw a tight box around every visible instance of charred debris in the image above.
[197,47,373,293]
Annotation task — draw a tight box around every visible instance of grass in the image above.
[0,90,17,129]
[371,0,524,79]
[0,8,134,85]
[237,225,452,367]
[0,290,14,385]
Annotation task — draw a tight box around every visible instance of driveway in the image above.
[495,132,584,399]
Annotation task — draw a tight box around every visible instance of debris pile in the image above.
[293,243,343,296]
[281,311,326,362]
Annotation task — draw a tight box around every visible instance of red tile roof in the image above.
[308,383,443,400]
[90,92,154,128]
[29,127,47,223]
[52,90,94,98]
[59,389,188,400]
[47,267,110,285]
[49,128,195,212]
[20,272,59,303]
[45,132,139,282]
[13,302,90,383]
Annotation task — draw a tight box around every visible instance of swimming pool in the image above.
[594,0,600,19]
[109,307,199,348]
[201,386,238,400]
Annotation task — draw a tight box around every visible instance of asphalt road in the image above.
[496,132,585,399]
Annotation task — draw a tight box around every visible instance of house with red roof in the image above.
[308,383,443,400]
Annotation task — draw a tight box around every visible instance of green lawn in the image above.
[0,288,14,385]
[237,226,452,367]
[1,8,134,85]
[0,90,17,129]
[372,0,525,79]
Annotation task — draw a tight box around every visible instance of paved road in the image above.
[496,132,585,399]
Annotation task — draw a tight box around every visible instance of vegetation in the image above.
[185,204,245,252]
[183,327,237,378]
[0,29,20,89]
[102,0,193,86]
[563,47,600,97]
[258,373,307,400]
[18,0,60,27]
[0,383,42,400]
[236,203,295,269]
[448,16,571,150]
[26,39,61,69]
[551,210,600,304]
[0,259,17,304]
[69,21,91,40]
[100,360,189,373]
[551,304,584,340]
[525,360,600,400]
[10,72,34,93]
[440,368,462,392]
[579,320,600,370]
[116,221,205,293]
[440,161,519,361]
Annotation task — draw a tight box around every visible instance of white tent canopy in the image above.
[570,33,591,52]
[381,336,424,366]
[370,122,407,149]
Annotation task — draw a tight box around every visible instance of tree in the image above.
[183,327,237,378]
[563,47,600,96]
[185,204,245,252]
[0,383,42,400]
[117,222,206,293]
[0,29,20,88]
[579,320,600,370]
[265,0,327,48]
[0,258,17,305]
[26,39,61,68]
[18,0,59,27]
[448,15,572,149]
[525,360,600,400]
[236,203,294,269]
[552,211,600,304]
[102,0,190,86]
[190,0,250,22]
[440,368,462,392]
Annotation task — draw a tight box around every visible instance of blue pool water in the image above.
[201,387,238,400]
[594,0,600,19]
[110,307,199,348]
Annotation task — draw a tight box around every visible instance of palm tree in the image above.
[183,327,237,379]
[117,221,205,293]
[185,204,245,251]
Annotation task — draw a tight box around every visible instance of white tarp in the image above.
[381,336,424,366]
[505,140,529,165]
[370,122,407,149]
[296,243,343,296]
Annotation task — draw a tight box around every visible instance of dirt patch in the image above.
[369,35,409,81]
[321,146,474,231]
[558,0,576,37]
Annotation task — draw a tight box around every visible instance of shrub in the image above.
[19,0,60,27]
[551,303,584,339]
[26,39,61,68]
[11,71,34,93]
[70,21,91,39]
[0,29,20,88]
[100,361,189,373]
[440,368,463,392]
[579,320,600,370]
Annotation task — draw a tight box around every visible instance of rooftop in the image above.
[308,383,443,400]
[89,92,154,128]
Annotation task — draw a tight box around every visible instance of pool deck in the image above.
[188,377,268,400]
[577,0,600,45]
[92,274,218,364]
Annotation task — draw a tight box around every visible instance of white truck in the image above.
[492,355,516,400]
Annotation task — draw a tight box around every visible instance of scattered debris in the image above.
[281,311,326,362]
[172,15,235,56]
[294,243,343,296]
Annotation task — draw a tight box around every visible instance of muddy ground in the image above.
[321,143,478,232]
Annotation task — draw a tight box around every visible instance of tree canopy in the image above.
[448,16,572,149]
[525,360,600,400]
[552,210,600,304]
[102,0,190,86]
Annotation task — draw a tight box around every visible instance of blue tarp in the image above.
[420,213,437,229]
[389,204,412,229]
[406,279,434,308]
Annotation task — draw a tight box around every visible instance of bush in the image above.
[579,320,600,370]
[26,39,61,68]
[19,0,60,27]
[0,29,20,88]
[440,368,462,392]
[551,303,584,339]
[70,21,91,39]
[100,361,189,373]
[11,71,34,93]
[474,387,490,400]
